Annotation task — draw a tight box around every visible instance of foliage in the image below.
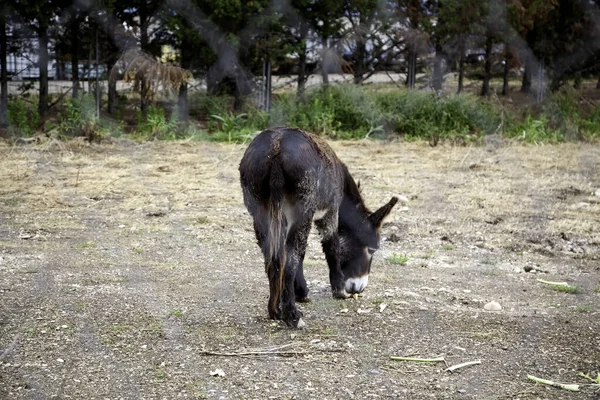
[133,106,180,140]
[56,95,126,141]
[506,115,565,144]
[265,85,502,142]
[7,98,40,136]
[376,90,500,143]
[386,253,410,265]
[501,90,600,144]
[210,112,248,143]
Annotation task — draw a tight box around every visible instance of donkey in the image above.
[239,127,397,328]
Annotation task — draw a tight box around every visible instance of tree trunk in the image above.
[108,67,117,115]
[38,24,49,117]
[432,45,444,92]
[480,35,492,96]
[320,38,329,87]
[139,7,149,117]
[521,54,532,93]
[573,73,581,90]
[353,30,366,84]
[296,21,309,98]
[177,34,190,123]
[502,44,510,95]
[71,14,80,99]
[87,29,92,93]
[407,44,416,90]
[0,9,8,127]
[457,41,465,94]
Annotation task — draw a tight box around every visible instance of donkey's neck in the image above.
[342,166,369,213]
[339,166,371,230]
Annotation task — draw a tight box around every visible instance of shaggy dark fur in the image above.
[239,127,397,328]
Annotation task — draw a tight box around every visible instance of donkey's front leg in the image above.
[322,233,349,299]
[316,211,348,299]
[294,249,310,302]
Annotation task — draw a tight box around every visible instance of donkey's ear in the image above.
[369,197,398,227]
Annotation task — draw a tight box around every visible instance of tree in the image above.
[0,5,8,127]
[506,0,557,94]
[312,0,344,87]
[394,0,429,90]
[162,1,211,122]
[68,6,83,99]
[287,0,344,96]
[342,0,397,84]
[168,0,276,109]
[13,0,59,118]
[115,0,164,116]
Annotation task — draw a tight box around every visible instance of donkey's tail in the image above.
[266,156,286,315]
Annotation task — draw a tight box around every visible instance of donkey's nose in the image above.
[344,275,369,294]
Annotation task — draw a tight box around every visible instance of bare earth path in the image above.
[1,138,599,399]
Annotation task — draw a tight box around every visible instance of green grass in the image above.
[575,305,592,313]
[386,253,410,265]
[168,309,184,318]
[441,244,455,251]
[195,216,209,224]
[553,284,580,294]
[154,366,168,382]
[321,327,337,336]
[507,115,566,144]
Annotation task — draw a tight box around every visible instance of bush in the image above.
[133,106,180,140]
[507,115,565,144]
[270,86,384,138]
[270,85,500,142]
[7,97,39,136]
[57,95,99,139]
[376,90,500,143]
[189,93,231,119]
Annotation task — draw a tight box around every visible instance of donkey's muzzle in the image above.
[345,275,369,294]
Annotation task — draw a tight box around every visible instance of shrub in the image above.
[7,97,39,136]
[507,115,565,144]
[57,95,101,139]
[376,90,499,143]
[270,85,500,142]
[133,106,180,140]
[189,93,230,119]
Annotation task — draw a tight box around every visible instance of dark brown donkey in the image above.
[239,127,397,328]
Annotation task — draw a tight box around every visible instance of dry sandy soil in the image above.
[0,137,599,400]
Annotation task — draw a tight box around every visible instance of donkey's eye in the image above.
[367,247,377,255]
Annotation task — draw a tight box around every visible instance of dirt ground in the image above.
[0,136,599,400]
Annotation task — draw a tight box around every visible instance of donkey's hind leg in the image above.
[280,211,312,328]
[253,217,283,320]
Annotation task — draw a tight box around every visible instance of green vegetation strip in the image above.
[537,279,579,293]
[390,356,445,363]
[527,375,580,392]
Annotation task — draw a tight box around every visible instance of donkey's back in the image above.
[239,127,344,214]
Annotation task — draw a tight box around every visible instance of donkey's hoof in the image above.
[296,296,311,303]
[332,289,350,299]
[295,318,306,329]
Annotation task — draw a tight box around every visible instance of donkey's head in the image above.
[338,196,398,296]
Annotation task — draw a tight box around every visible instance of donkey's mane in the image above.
[342,166,371,216]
